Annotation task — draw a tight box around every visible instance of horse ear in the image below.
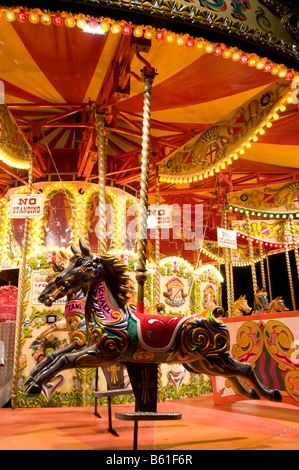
[71,244,80,255]
[79,238,91,256]
[52,262,64,273]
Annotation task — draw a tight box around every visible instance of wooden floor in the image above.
[0,394,299,451]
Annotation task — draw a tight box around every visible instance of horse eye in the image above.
[75,258,83,267]
[85,261,92,268]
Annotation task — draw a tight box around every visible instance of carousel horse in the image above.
[267,296,289,313]
[24,240,281,403]
[254,288,269,314]
[234,295,252,316]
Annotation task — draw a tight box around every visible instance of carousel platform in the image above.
[0,394,298,451]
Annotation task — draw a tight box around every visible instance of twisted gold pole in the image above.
[136,72,154,305]
[155,167,160,304]
[265,254,272,302]
[259,241,266,291]
[246,212,258,295]
[11,153,34,408]
[290,218,299,279]
[285,245,296,310]
[96,112,107,255]
[223,202,232,316]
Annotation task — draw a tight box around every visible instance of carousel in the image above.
[0,0,299,450]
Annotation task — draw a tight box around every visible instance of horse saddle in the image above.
[132,312,186,352]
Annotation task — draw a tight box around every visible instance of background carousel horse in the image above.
[24,240,281,404]
[234,295,252,316]
[267,296,289,313]
[254,288,269,314]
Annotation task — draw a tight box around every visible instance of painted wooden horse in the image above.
[267,296,289,313]
[234,295,252,316]
[24,240,281,403]
[254,288,269,314]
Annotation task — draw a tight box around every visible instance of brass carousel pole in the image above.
[96,112,107,255]
[11,153,34,409]
[265,254,272,302]
[136,69,155,311]
[246,212,258,297]
[290,217,299,279]
[285,244,296,311]
[155,166,160,305]
[223,201,233,316]
[259,241,267,291]
[94,112,107,414]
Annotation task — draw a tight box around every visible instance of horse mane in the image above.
[98,254,131,309]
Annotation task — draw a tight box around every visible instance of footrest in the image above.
[92,388,133,398]
[115,411,182,421]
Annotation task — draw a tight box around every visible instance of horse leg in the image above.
[184,354,281,402]
[24,343,118,396]
[24,340,80,387]
[183,362,260,400]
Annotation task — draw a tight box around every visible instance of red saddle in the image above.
[132,312,186,352]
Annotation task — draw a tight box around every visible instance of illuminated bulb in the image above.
[5,10,16,22]
[266,121,272,127]
[166,34,175,43]
[122,24,132,35]
[280,105,286,112]
[186,38,194,48]
[221,163,226,169]
[111,23,122,34]
[246,142,251,148]
[278,69,286,78]
[215,166,220,172]
[252,135,258,142]
[223,49,232,58]
[199,174,203,180]
[196,40,204,49]
[155,31,164,41]
[176,37,185,46]
[233,154,238,159]
[256,61,265,69]
[144,30,153,39]
[193,175,198,182]
[53,14,64,26]
[248,58,256,67]
[65,16,76,27]
[205,44,214,53]
[286,70,294,80]
[227,159,232,165]
[17,10,28,22]
[273,113,279,120]
[259,128,265,135]
[76,16,86,29]
[133,26,143,37]
[232,53,241,61]
[239,148,245,154]
[41,13,51,25]
[204,172,208,178]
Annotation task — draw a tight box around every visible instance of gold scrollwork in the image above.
[284,370,299,402]
[263,320,295,371]
[231,321,264,367]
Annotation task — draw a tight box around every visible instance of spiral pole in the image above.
[96,113,107,255]
[285,245,296,310]
[136,71,155,307]
[265,254,272,302]
[259,241,267,291]
[246,212,258,295]
[222,202,232,316]
[155,166,160,304]
[11,153,34,408]
[290,218,299,279]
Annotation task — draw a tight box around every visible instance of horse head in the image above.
[38,239,104,307]
[235,295,252,314]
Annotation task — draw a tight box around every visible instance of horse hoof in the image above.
[250,389,260,400]
[271,389,282,402]
[24,383,42,397]
[23,375,34,387]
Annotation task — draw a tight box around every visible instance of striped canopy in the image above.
[0,6,298,262]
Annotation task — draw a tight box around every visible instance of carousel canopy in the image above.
[0,1,298,264]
